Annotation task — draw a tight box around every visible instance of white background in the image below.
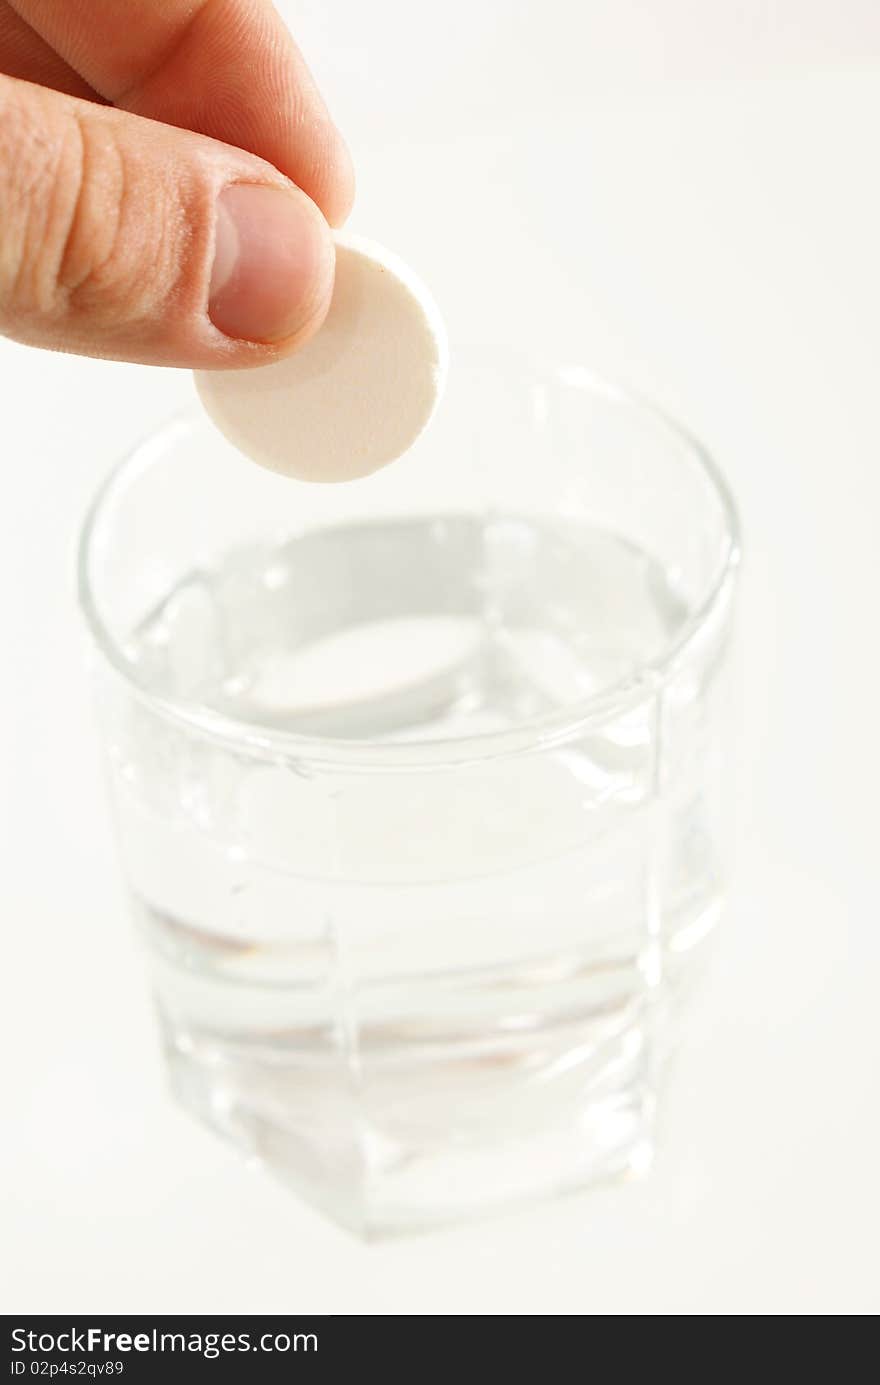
[2,1,879,1315]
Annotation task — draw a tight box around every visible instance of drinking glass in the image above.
[78,359,740,1236]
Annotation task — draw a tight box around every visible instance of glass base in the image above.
[162,1017,657,1238]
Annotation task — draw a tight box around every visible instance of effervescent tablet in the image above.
[195,233,448,482]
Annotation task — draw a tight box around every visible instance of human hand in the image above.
[0,1,353,366]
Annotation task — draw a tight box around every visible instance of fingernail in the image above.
[209,184,333,343]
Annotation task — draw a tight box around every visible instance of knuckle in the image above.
[0,90,68,324]
[59,121,184,335]
[54,114,124,304]
[0,89,179,336]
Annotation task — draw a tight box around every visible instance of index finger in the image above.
[7,0,353,224]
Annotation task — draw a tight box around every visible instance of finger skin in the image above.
[0,2,99,98]
[6,0,354,225]
[0,73,335,367]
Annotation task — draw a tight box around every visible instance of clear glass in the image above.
[78,359,740,1237]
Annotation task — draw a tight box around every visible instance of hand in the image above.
[0,0,353,367]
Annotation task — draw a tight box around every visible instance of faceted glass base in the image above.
[162,1014,657,1238]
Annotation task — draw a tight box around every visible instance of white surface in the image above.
[196,234,447,481]
[2,1,879,1316]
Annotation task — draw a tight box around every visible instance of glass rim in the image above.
[77,369,741,770]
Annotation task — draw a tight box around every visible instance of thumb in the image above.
[0,75,335,368]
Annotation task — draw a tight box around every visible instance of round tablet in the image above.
[195,233,448,482]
